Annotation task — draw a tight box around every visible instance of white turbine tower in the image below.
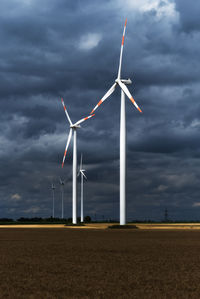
[90,19,142,225]
[61,98,95,224]
[78,154,87,223]
[59,177,65,219]
[51,182,55,218]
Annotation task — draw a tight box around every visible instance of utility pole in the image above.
[164,208,169,222]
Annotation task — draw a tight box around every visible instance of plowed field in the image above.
[0,229,199,298]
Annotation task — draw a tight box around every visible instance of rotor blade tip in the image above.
[138,107,142,113]
[62,162,64,168]
[90,109,94,114]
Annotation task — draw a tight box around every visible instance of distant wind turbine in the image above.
[61,98,95,224]
[78,154,87,223]
[59,177,65,219]
[51,182,55,218]
[90,19,143,225]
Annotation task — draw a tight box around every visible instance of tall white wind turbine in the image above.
[78,154,87,223]
[90,19,142,225]
[51,182,55,218]
[61,98,95,224]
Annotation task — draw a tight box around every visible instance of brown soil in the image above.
[0,229,200,298]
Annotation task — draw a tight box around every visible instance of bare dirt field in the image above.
[0,229,200,298]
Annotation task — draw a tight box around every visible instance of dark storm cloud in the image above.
[0,0,200,220]
[175,0,200,33]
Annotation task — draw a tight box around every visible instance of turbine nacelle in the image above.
[78,154,87,180]
[121,78,132,85]
[59,179,65,186]
[70,124,81,129]
[115,78,132,85]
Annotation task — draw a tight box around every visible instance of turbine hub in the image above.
[70,125,81,129]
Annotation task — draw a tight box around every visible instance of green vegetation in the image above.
[84,215,91,223]
[0,216,92,225]
[2,216,200,225]
[0,217,70,225]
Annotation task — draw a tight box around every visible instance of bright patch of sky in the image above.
[11,193,22,201]
[121,0,179,21]
[17,0,32,5]
[193,203,200,207]
[79,33,101,50]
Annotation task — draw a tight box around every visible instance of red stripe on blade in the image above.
[130,97,135,104]
[97,100,103,106]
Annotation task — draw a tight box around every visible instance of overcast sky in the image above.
[1,0,200,221]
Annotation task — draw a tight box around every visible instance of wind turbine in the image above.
[59,177,65,219]
[61,98,95,224]
[78,154,87,223]
[51,182,55,218]
[90,19,142,225]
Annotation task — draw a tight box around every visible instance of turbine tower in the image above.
[51,182,55,218]
[78,154,87,223]
[59,177,65,219]
[61,98,95,224]
[90,19,142,225]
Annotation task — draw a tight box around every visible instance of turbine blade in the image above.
[62,128,72,168]
[80,154,83,171]
[90,83,117,114]
[118,80,142,113]
[81,170,87,180]
[80,153,83,169]
[117,18,127,80]
[61,98,73,126]
[73,114,95,126]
